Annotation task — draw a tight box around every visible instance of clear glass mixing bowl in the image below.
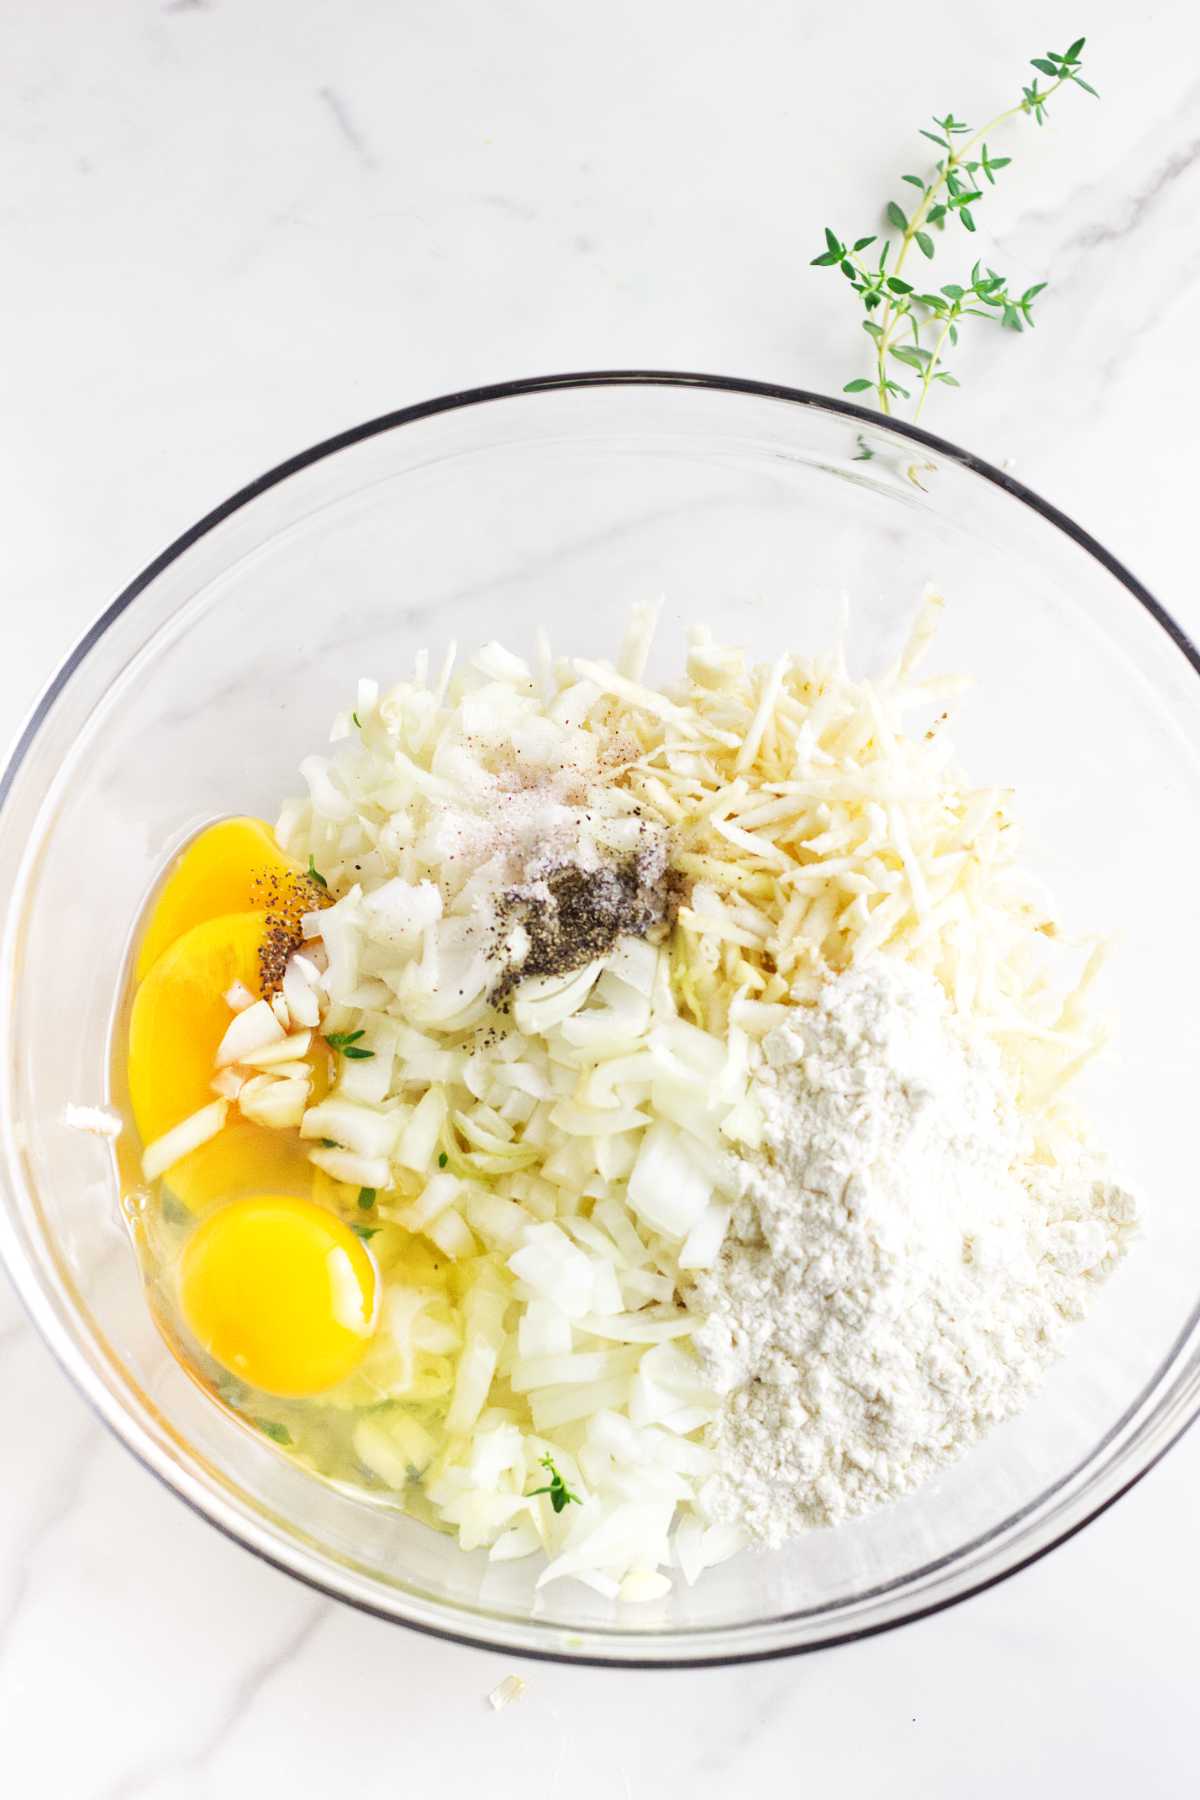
[2,373,1198,1666]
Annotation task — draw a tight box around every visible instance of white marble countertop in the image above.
[2,1,1198,1792]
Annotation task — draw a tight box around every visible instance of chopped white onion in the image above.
[237,1074,309,1130]
[239,1030,313,1069]
[282,954,322,1029]
[619,1568,672,1604]
[627,1122,712,1240]
[142,1098,228,1180]
[394,1086,447,1173]
[209,1067,246,1101]
[214,1000,285,1067]
[508,1224,595,1320]
[426,1208,477,1260]
[307,1146,392,1189]
[512,962,603,1035]
[678,1202,732,1271]
[301,1097,402,1160]
[393,1169,460,1231]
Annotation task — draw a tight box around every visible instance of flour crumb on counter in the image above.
[487,1674,528,1712]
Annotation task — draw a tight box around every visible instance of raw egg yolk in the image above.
[128,909,318,1212]
[127,816,331,1215]
[179,1195,377,1397]
[134,817,300,981]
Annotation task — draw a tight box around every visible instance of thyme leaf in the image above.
[528,1453,581,1514]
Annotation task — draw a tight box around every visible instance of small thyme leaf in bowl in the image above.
[161,1190,190,1227]
[326,1029,374,1060]
[351,1223,380,1241]
[357,1187,377,1210]
[306,853,328,889]
[528,1452,581,1514]
[812,34,1097,419]
[253,1417,293,1445]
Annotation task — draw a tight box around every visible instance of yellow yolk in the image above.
[134,817,299,981]
[128,909,319,1212]
[179,1195,377,1397]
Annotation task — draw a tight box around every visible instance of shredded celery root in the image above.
[601,593,1105,1123]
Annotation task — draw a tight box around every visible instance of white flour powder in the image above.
[693,958,1137,1546]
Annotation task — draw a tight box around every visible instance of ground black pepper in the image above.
[249,867,330,996]
[489,845,683,1004]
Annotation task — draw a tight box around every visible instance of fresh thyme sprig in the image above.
[813,37,1097,420]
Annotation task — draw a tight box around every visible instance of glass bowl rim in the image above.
[2,368,1198,1669]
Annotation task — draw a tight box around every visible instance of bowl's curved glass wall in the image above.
[2,377,1198,1663]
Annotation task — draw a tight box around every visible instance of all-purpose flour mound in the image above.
[693,958,1138,1546]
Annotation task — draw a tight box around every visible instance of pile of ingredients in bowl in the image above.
[116,593,1138,1602]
